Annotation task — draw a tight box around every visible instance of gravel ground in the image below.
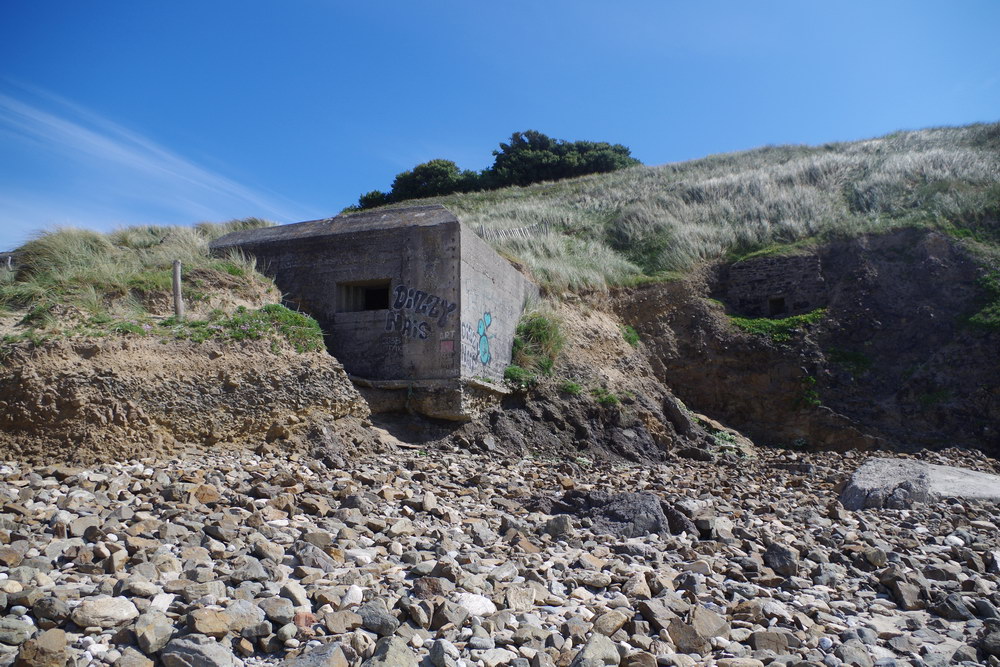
[1,443,999,667]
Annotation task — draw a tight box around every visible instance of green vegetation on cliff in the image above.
[729,308,827,343]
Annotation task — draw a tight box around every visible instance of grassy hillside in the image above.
[397,123,1000,291]
[3,122,998,328]
[0,219,325,353]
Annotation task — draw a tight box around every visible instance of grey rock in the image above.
[259,596,296,625]
[552,490,681,538]
[135,611,175,654]
[840,458,1000,510]
[32,597,69,622]
[834,639,873,667]
[930,593,974,621]
[294,543,340,573]
[281,642,351,666]
[569,632,620,666]
[361,636,418,667]
[429,639,460,667]
[0,618,33,646]
[357,599,399,637]
[543,515,574,539]
[161,634,242,667]
[70,596,139,628]
[229,556,268,583]
[764,542,800,577]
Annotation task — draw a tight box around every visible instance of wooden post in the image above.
[172,260,184,321]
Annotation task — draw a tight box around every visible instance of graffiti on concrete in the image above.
[384,284,457,342]
[462,311,495,369]
[478,312,493,364]
[392,285,457,327]
[382,336,402,355]
[385,313,430,339]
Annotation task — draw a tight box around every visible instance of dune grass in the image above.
[1,218,275,328]
[399,122,1000,291]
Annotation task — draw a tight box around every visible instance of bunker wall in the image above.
[724,253,826,318]
[241,220,462,381]
[459,226,538,383]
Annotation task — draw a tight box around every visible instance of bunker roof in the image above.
[211,204,458,250]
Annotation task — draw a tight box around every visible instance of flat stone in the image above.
[357,599,399,636]
[592,610,628,635]
[324,610,362,634]
[70,596,139,628]
[13,628,64,666]
[569,632,620,666]
[135,611,175,654]
[117,647,156,667]
[161,634,242,667]
[260,596,296,625]
[456,592,497,617]
[0,618,33,646]
[840,458,1000,509]
[281,642,351,667]
[361,636,418,667]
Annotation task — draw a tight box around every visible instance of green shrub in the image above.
[110,321,147,336]
[799,376,821,407]
[621,324,640,346]
[712,430,738,447]
[558,380,582,395]
[504,364,537,388]
[590,387,620,406]
[969,271,1000,330]
[220,304,324,353]
[918,388,951,407]
[730,308,827,343]
[355,129,641,209]
[512,310,565,375]
[0,221,275,325]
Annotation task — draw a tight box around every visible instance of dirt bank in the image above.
[0,336,373,464]
[619,228,1000,454]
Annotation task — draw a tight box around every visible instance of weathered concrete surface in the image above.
[840,457,1000,509]
[717,252,826,318]
[213,206,463,383]
[459,225,537,383]
[211,204,536,420]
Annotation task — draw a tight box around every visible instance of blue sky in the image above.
[1,1,998,250]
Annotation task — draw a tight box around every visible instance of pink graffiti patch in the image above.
[439,340,455,353]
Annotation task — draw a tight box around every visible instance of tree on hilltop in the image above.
[348,130,641,211]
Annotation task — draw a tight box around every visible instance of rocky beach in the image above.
[1,442,999,667]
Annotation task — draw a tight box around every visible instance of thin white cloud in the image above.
[0,80,321,248]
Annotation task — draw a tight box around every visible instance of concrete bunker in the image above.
[716,252,827,318]
[211,205,537,420]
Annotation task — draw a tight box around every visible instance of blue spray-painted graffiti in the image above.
[477,312,492,364]
[462,311,496,370]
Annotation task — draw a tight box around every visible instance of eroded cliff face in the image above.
[445,302,715,463]
[0,337,373,463]
[619,228,1000,454]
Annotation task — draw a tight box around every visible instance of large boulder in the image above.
[546,490,695,538]
[840,457,1000,510]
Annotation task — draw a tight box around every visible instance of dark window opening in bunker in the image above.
[768,296,787,318]
[337,280,391,312]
